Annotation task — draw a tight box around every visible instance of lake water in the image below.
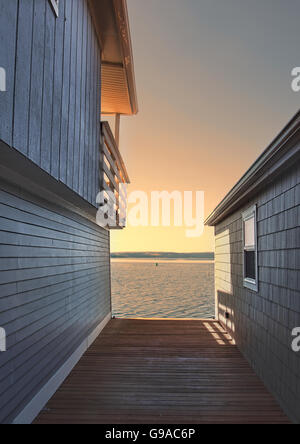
[111,259,215,319]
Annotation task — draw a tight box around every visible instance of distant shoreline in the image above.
[111,252,214,260]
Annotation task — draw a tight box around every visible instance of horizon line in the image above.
[111,251,215,257]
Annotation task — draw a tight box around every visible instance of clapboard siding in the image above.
[214,160,300,423]
[0,181,111,424]
[0,0,101,207]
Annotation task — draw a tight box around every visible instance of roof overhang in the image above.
[88,0,138,116]
[205,110,300,226]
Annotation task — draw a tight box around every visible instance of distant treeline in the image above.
[111,252,215,260]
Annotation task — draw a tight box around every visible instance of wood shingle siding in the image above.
[0,0,101,207]
[0,180,111,424]
[214,161,300,423]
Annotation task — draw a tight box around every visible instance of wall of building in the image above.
[0,179,111,424]
[0,0,101,206]
[215,161,300,423]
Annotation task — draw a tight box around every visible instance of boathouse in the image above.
[206,111,300,423]
[0,0,137,423]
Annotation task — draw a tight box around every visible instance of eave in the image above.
[88,0,138,116]
[205,110,300,226]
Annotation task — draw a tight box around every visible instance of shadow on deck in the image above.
[35,319,289,424]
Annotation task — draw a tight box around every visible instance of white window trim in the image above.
[49,0,59,17]
[242,205,258,292]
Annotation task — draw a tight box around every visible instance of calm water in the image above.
[111,259,215,319]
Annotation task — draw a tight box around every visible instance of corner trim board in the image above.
[12,312,112,425]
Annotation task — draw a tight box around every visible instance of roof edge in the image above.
[205,109,300,226]
[88,0,138,116]
[113,0,138,115]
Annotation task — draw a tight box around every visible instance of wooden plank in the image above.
[88,16,97,205]
[95,47,101,207]
[35,319,290,424]
[83,11,92,201]
[13,0,34,155]
[59,0,72,183]
[72,0,83,194]
[102,161,118,193]
[86,10,93,204]
[102,143,122,184]
[91,28,101,205]
[40,1,56,173]
[78,0,88,198]
[28,0,46,165]
[51,0,65,179]
[115,114,120,148]
[66,0,78,190]
[0,0,18,146]
[101,180,114,195]
[90,23,97,205]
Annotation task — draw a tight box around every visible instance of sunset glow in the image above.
[111,0,300,253]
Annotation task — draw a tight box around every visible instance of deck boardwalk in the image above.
[35,319,289,424]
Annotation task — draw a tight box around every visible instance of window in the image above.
[242,205,258,291]
[49,0,59,17]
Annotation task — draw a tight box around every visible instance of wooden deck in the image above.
[35,319,289,424]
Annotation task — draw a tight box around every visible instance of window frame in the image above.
[49,0,59,17]
[242,205,258,292]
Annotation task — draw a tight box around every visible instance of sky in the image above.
[110,0,300,253]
